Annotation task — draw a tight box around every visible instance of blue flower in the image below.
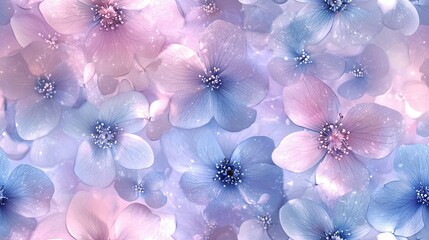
[279,191,370,240]
[337,44,390,100]
[174,130,283,225]
[291,0,383,45]
[114,166,167,209]
[156,20,268,132]
[62,91,154,187]
[0,151,54,238]
[367,144,429,237]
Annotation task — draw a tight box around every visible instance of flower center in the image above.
[318,114,351,160]
[213,158,243,187]
[92,2,124,31]
[133,183,145,193]
[200,67,222,90]
[258,214,273,230]
[416,183,429,206]
[324,0,351,12]
[351,65,366,78]
[0,185,7,206]
[91,121,122,149]
[35,75,56,99]
[202,0,219,15]
[38,32,60,50]
[294,49,312,65]
[324,229,349,240]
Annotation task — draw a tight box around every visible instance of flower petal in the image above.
[394,144,429,187]
[5,164,54,218]
[238,219,271,240]
[62,102,98,139]
[0,151,9,185]
[283,75,340,130]
[417,111,429,137]
[310,53,346,81]
[15,96,61,140]
[316,154,369,200]
[268,57,305,86]
[382,0,419,35]
[50,63,80,107]
[113,133,154,169]
[114,176,139,202]
[179,168,221,205]
[144,190,168,209]
[0,210,36,239]
[343,103,403,159]
[231,136,275,166]
[0,53,34,100]
[295,5,335,44]
[74,141,116,187]
[279,199,333,239]
[113,203,161,240]
[0,0,13,25]
[367,181,423,237]
[272,131,326,172]
[337,78,368,100]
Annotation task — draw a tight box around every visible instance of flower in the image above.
[279,191,370,240]
[337,44,390,100]
[0,151,55,238]
[114,166,167,209]
[367,144,429,237]
[156,20,267,132]
[272,76,403,198]
[291,0,383,45]
[0,49,79,140]
[62,91,154,187]
[40,0,165,76]
[177,131,283,225]
[379,0,419,35]
[66,191,162,239]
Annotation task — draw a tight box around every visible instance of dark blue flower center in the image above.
[351,65,366,78]
[0,185,7,206]
[91,121,121,149]
[318,114,351,160]
[213,158,243,187]
[258,214,273,230]
[92,2,124,31]
[324,229,349,240]
[294,49,312,65]
[324,0,351,13]
[416,183,429,206]
[200,67,222,90]
[35,75,56,99]
[133,182,145,193]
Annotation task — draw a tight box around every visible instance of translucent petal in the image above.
[359,44,390,80]
[113,203,161,240]
[144,190,168,209]
[0,151,9,185]
[195,132,225,167]
[283,75,340,131]
[417,112,429,137]
[74,141,116,187]
[199,20,247,71]
[238,219,270,240]
[39,0,93,34]
[337,78,368,100]
[416,4,429,25]
[343,103,404,159]
[15,96,61,140]
[295,5,335,44]
[0,210,36,239]
[272,131,326,172]
[204,189,249,226]
[51,63,80,107]
[316,154,369,200]
[383,0,419,35]
[367,181,423,237]
[97,75,119,96]
[268,57,305,86]
[310,53,346,81]
[231,136,275,166]
[179,168,221,205]
[62,102,98,139]
[279,199,333,239]
[113,133,154,169]
[10,10,53,47]
[169,89,213,129]
[114,177,139,202]
[0,53,34,100]
[0,0,13,25]
[394,144,429,187]
[5,164,54,218]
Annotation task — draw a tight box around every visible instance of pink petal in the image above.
[10,9,52,47]
[0,25,22,58]
[316,154,369,200]
[272,131,326,172]
[0,53,34,100]
[343,103,404,159]
[283,75,340,131]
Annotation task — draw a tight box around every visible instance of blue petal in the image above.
[0,210,37,239]
[310,53,346,81]
[112,133,154,169]
[279,199,333,239]
[0,151,9,185]
[416,4,429,25]
[179,167,221,205]
[50,63,80,107]
[114,177,139,202]
[195,127,227,167]
[337,78,368,100]
[417,112,429,137]
[295,5,335,44]
[332,191,371,239]
[0,0,13,25]
[212,91,257,132]
[144,190,167,209]
[5,164,54,218]
[268,57,307,86]
[242,1,282,33]
[99,91,149,133]
[74,141,116,187]
[143,172,165,191]
[15,96,61,140]
[231,136,275,166]
[367,181,423,237]
[383,0,419,35]
[238,219,271,240]
[394,144,429,187]
[62,102,98,139]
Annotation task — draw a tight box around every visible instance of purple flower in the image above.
[272,76,403,198]
[156,20,267,132]
[337,44,390,100]
[0,49,79,140]
[40,0,165,76]
[62,91,154,187]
